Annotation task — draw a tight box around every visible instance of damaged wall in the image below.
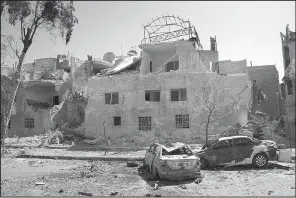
[247,65,281,119]
[198,50,219,71]
[85,72,251,142]
[217,59,247,75]
[8,83,55,137]
[7,80,71,138]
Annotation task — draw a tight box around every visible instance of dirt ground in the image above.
[1,150,295,197]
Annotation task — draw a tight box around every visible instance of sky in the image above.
[1,1,295,81]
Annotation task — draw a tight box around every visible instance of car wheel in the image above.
[200,158,209,169]
[252,153,268,168]
[152,165,160,180]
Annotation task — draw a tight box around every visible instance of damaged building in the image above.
[85,15,252,141]
[280,24,295,139]
[6,54,87,137]
[247,64,284,120]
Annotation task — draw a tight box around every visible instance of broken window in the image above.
[114,116,121,126]
[287,80,294,95]
[212,140,231,150]
[53,96,59,105]
[234,138,251,147]
[145,90,160,102]
[150,61,152,72]
[166,61,179,72]
[162,146,193,156]
[105,92,119,104]
[138,116,151,131]
[175,114,189,128]
[171,89,187,101]
[24,118,35,129]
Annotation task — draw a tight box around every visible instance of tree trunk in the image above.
[205,115,210,146]
[2,48,28,147]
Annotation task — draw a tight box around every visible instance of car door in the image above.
[209,140,235,166]
[233,138,254,164]
[149,145,159,169]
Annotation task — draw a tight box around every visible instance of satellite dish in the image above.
[103,52,116,63]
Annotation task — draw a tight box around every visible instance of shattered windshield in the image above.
[162,146,193,156]
[251,137,261,144]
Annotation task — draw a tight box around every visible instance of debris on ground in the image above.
[154,194,161,197]
[58,189,64,193]
[35,182,45,186]
[145,194,152,197]
[268,191,273,195]
[110,191,118,196]
[127,161,139,167]
[179,184,187,189]
[114,175,118,178]
[78,191,93,196]
[154,182,159,191]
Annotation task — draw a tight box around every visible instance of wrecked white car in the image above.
[143,142,201,180]
[195,136,277,169]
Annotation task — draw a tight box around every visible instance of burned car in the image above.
[143,142,201,180]
[195,136,277,168]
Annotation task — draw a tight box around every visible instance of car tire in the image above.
[252,153,268,168]
[152,165,160,180]
[200,158,209,169]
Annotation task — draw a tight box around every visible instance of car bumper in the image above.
[158,168,201,180]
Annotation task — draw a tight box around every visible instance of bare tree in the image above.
[192,75,234,146]
[1,1,78,145]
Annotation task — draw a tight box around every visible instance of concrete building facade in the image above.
[85,40,251,142]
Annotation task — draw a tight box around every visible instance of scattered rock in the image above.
[114,175,118,178]
[179,184,187,189]
[86,174,93,178]
[58,189,64,193]
[90,164,96,171]
[35,182,45,186]
[127,161,139,167]
[78,191,93,196]
[110,191,118,196]
[268,191,273,195]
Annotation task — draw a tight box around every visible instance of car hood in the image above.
[260,140,276,147]
[161,155,198,160]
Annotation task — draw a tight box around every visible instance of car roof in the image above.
[151,142,188,152]
[218,136,250,141]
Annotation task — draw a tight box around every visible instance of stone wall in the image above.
[218,59,247,75]
[198,50,219,71]
[34,58,57,79]
[85,72,251,142]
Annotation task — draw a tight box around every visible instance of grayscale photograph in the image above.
[1,1,295,197]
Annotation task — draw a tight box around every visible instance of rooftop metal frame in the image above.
[141,14,202,48]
